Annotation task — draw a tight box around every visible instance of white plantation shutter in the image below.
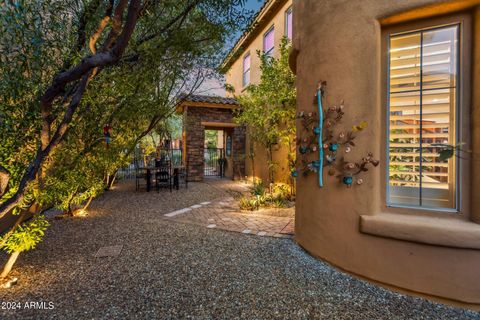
[388,25,458,209]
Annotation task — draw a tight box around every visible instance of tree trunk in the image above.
[105,171,117,190]
[0,251,20,279]
[251,156,256,185]
[82,195,94,211]
[65,187,79,215]
[268,145,274,185]
[0,166,10,197]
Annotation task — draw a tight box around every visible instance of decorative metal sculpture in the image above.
[293,82,379,188]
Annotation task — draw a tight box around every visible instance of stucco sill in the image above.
[360,213,480,250]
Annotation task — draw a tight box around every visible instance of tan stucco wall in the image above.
[225,0,293,96]
[225,0,293,184]
[293,0,480,309]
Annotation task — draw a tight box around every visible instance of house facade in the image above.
[223,0,293,183]
[291,0,480,309]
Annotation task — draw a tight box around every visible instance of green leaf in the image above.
[438,149,454,161]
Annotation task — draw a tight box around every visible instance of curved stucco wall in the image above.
[293,0,480,308]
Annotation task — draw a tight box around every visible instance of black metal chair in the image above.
[176,166,188,190]
[155,161,172,192]
[135,167,147,191]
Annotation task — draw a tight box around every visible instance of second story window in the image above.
[263,26,274,57]
[243,53,250,87]
[285,7,293,40]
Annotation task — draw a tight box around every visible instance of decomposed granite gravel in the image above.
[0,181,478,320]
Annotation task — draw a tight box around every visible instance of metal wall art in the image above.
[292,81,379,188]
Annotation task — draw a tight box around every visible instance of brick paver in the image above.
[163,180,295,238]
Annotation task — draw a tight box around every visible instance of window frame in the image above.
[242,52,251,88]
[381,13,472,216]
[285,6,293,40]
[263,25,275,56]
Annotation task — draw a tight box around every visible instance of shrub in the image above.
[238,182,293,211]
[1,215,49,254]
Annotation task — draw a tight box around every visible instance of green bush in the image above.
[238,182,293,211]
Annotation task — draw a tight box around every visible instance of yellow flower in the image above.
[352,121,368,132]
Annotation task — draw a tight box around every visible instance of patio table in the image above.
[142,166,185,192]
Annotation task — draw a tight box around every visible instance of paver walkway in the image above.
[163,192,294,238]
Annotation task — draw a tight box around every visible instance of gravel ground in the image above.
[0,181,478,320]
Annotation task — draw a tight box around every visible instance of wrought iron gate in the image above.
[204,148,224,177]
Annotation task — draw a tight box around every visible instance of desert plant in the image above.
[239,182,292,211]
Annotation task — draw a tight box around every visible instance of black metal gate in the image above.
[204,148,224,177]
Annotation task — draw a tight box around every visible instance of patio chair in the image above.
[155,161,172,192]
[135,167,147,191]
[176,166,188,190]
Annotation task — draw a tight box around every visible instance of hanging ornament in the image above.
[329,143,338,152]
[326,155,336,163]
[343,176,353,187]
[103,123,112,149]
[345,162,356,170]
[292,81,378,189]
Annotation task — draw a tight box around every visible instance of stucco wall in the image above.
[293,0,480,308]
[225,0,293,184]
[225,0,293,95]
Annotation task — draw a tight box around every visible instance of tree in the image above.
[233,38,296,184]
[0,0,143,219]
[0,0,252,216]
[0,0,253,278]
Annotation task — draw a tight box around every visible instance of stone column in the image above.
[185,109,205,181]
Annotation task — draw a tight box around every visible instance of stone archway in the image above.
[176,94,246,182]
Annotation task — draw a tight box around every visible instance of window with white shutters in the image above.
[387,25,459,210]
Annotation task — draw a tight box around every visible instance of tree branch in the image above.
[0,166,10,198]
[100,0,129,52]
[135,0,201,46]
[89,0,114,54]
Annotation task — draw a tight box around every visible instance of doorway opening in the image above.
[204,130,225,177]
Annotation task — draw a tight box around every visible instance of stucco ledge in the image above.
[360,213,480,250]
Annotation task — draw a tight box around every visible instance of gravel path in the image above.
[0,181,478,319]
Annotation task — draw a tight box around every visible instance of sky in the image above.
[196,0,265,97]
[245,0,264,12]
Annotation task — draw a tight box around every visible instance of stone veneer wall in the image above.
[232,126,246,180]
[183,106,246,181]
